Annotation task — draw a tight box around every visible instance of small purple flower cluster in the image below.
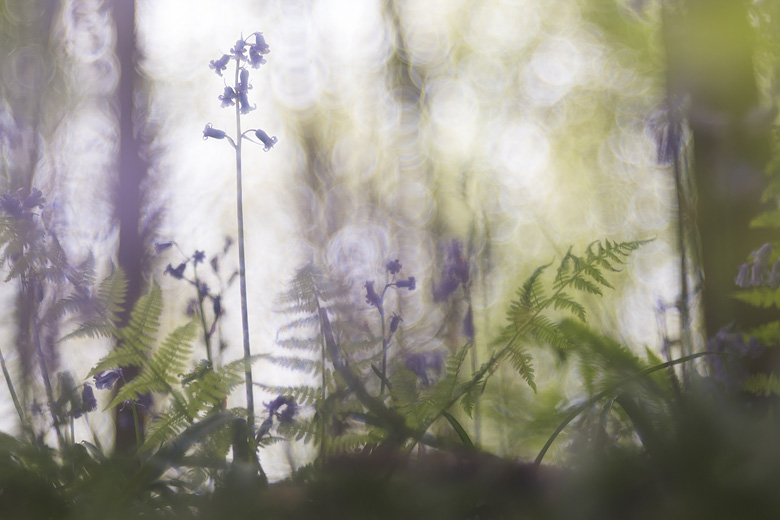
[363,259,416,310]
[432,240,474,339]
[70,368,121,419]
[364,259,416,345]
[256,394,298,440]
[203,33,277,151]
[735,243,780,289]
[159,246,224,322]
[72,384,97,418]
[0,187,45,220]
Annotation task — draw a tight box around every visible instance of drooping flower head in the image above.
[209,54,230,76]
[248,46,267,68]
[81,384,97,414]
[252,33,270,55]
[94,369,122,390]
[396,276,416,290]
[386,259,402,275]
[154,242,173,254]
[254,129,278,151]
[203,123,226,140]
[238,91,255,115]
[219,86,237,108]
[230,38,247,60]
[388,313,403,337]
[265,395,297,424]
[165,263,187,280]
[364,280,382,308]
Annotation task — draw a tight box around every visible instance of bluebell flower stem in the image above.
[233,60,255,429]
[379,307,388,395]
[31,302,65,452]
[193,265,213,365]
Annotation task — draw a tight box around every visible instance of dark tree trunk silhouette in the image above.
[112,0,148,453]
[669,0,773,340]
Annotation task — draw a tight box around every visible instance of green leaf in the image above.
[441,411,475,450]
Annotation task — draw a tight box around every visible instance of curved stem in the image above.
[533,351,713,467]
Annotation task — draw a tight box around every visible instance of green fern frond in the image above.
[744,321,780,345]
[520,261,551,308]
[61,268,127,342]
[750,210,780,228]
[88,282,162,377]
[255,383,323,406]
[142,403,190,452]
[506,346,537,393]
[528,315,573,352]
[744,373,780,397]
[262,354,320,375]
[733,288,780,309]
[551,292,587,321]
[275,315,321,333]
[276,337,321,352]
[107,320,197,409]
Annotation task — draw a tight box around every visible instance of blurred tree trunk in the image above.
[3,0,58,394]
[668,0,773,340]
[112,0,148,453]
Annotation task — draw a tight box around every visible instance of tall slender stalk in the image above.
[233,59,255,429]
[205,33,275,433]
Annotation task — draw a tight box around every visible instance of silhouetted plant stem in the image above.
[379,306,388,395]
[233,60,255,430]
[130,400,142,449]
[32,306,64,451]
[0,345,26,435]
[192,264,213,365]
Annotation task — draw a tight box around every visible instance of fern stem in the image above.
[233,59,255,429]
[0,345,26,435]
